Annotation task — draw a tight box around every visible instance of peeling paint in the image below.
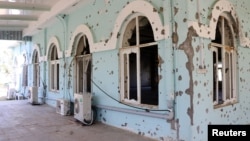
[178,26,198,125]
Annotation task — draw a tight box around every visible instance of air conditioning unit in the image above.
[56,99,70,116]
[6,88,16,100]
[29,86,38,104]
[74,93,94,125]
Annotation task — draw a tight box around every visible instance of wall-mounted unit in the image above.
[74,93,94,125]
[56,99,70,116]
[29,86,38,104]
[6,88,16,100]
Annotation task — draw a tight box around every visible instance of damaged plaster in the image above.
[178,26,198,125]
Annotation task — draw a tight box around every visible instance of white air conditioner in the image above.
[74,93,94,125]
[6,88,16,100]
[56,99,70,116]
[29,86,38,104]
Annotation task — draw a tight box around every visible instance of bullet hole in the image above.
[117,32,120,38]
[121,123,127,127]
[197,126,200,134]
[198,93,201,98]
[204,82,206,87]
[213,18,216,23]
[105,39,109,43]
[178,75,182,81]
[161,29,165,35]
[160,7,164,13]
[195,12,199,20]
[194,81,198,86]
[153,8,157,12]
[183,18,187,22]
[174,7,179,16]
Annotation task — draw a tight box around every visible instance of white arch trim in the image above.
[188,0,250,47]
[45,36,63,61]
[92,0,169,52]
[30,44,44,63]
[65,24,94,57]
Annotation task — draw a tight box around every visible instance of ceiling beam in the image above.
[0,1,51,11]
[0,24,28,30]
[24,0,91,36]
[0,15,38,21]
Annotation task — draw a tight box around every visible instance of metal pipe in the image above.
[95,104,173,120]
[56,14,68,100]
[170,0,176,120]
[197,0,205,69]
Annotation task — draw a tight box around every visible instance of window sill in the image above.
[121,99,158,110]
[49,90,59,93]
[213,100,238,109]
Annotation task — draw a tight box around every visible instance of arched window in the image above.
[50,45,59,91]
[33,50,40,87]
[120,15,159,106]
[22,54,28,87]
[210,13,237,107]
[75,35,91,94]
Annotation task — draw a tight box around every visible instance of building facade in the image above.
[11,0,250,140]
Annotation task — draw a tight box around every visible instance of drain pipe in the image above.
[56,14,68,100]
[42,29,48,104]
[169,0,177,121]
[197,0,206,71]
[95,104,173,120]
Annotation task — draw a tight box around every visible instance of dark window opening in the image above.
[123,16,158,106]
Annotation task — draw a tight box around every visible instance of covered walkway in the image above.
[0,100,156,141]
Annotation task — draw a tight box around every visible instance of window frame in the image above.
[210,13,238,108]
[75,54,92,94]
[74,35,92,95]
[49,45,60,92]
[22,64,28,87]
[119,15,159,108]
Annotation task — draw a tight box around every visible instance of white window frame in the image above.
[75,54,91,94]
[22,64,28,87]
[210,14,237,107]
[49,46,59,92]
[74,35,92,95]
[33,51,40,87]
[120,15,158,107]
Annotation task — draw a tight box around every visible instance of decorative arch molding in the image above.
[30,44,43,64]
[45,36,63,61]
[92,0,169,52]
[66,24,94,57]
[188,0,250,47]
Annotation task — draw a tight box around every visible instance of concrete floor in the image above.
[0,100,157,141]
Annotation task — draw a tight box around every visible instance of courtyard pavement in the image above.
[0,99,157,141]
